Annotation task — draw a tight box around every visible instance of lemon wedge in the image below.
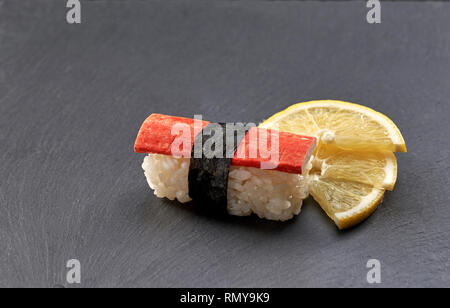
[313,144,398,191]
[260,100,407,152]
[261,100,406,229]
[309,176,385,230]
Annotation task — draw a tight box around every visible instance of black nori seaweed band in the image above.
[188,123,250,213]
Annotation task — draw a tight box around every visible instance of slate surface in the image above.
[0,0,449,288]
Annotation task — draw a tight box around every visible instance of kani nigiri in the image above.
[134,114,316,221]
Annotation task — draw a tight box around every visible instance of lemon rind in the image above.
[334,188,385,230]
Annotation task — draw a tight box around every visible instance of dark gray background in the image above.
[0,0,449,288]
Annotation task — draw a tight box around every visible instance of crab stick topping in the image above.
[134,114,316,174]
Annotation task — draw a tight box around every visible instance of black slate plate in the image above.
[0,0,449,287]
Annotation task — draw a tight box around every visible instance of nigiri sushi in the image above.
[134,114,316,221]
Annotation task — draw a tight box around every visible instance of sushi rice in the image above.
[142,154,312,221]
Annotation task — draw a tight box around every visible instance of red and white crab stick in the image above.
[135,114,316,174]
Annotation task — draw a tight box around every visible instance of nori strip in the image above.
[188,123,250,214]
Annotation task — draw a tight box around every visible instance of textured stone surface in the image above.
[0,0,449,287]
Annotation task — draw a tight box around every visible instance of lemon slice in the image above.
[260,100,407,152]
[309,176,385,230]
[261,100,406,229]
[313,145,398,191]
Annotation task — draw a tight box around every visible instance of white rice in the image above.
[142,154,311,221]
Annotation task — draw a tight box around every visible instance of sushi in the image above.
[134,114,316,221]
